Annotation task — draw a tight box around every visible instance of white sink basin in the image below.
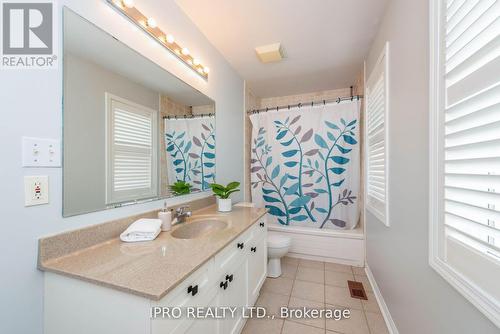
[171,218,227,239]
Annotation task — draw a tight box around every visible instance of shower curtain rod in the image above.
[246,94,364,115]
[163,113,215,120]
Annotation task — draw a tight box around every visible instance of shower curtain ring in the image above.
[311,101,314,107]
[337,97,341,103]
[298,103,302,108]
[288,105,290,110]
[276,106,279,111]
[323,100,326,105]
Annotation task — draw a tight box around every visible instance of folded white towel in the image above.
[120,218,162,243]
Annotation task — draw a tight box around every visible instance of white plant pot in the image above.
[217,198,232,212]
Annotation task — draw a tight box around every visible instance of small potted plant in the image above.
[210,182,240,212]
[169,181,192,196]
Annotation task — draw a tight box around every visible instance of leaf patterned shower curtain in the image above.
[165,117,216,192]
[250,101,360,229]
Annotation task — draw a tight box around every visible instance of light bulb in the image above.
[203,67,210,74]
[175,49,181,55]
[197,68,204,73]
[146,17,157,28]
[122,0,134,8]
[187,59,193,65]
[181,48,190,56]
[193,58,200,65]
[166,34,175,44]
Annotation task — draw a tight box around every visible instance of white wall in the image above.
[365,0,499,333]
[0,1,244,333]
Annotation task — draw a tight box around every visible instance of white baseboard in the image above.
[365,265,399,334]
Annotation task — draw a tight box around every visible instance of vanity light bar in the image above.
[107,0,209,79]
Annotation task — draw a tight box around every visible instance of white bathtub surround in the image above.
[249,101,361,230]
[217,197,232,212]
[268,221,364,266]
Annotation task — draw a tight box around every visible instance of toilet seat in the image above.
[267,232,291,248]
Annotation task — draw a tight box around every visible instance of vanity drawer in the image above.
[214,227,253,272]
[153,258,214,308]
[249,215,267,241]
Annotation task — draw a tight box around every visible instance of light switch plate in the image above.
[22,137,61,167]
[24,176,49,206]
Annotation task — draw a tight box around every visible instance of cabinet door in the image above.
[217,258,248,334]
[247,235,267,305]
[184,289,221,334]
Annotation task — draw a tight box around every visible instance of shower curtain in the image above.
[250,101,360,229]
[164,117,215,192]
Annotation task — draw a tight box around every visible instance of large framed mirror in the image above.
[62,8,215,217]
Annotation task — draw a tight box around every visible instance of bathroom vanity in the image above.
[40,205,267,334]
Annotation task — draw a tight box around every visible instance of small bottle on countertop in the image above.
[158,202,173,232]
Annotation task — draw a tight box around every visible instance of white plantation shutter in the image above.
[106,94,157,204]
[444,0,500,259]
[366,43,389,226]
[430,0,500,325]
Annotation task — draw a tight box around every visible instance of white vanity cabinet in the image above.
[247,221,268,305]
[44,217,267,334]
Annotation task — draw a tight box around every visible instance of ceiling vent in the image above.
[255,43,284,63]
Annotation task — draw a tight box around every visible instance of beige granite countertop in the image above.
[39,205,267,300]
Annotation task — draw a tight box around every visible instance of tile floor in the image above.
[242,257,389,334]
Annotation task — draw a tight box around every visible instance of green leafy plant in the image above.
[170,181,192,196]
[210,182,240,199]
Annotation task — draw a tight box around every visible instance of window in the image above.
[366,42,390,226]
[430,0,500,326]
[106,93,158,205]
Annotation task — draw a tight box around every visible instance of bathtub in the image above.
[235,202,365,266]
[267,220,365,266]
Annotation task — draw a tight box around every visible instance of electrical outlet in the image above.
[24,176,49,206]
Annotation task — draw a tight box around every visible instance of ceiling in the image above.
[175,0,388,98]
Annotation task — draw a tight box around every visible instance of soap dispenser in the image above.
[158,202,173,232]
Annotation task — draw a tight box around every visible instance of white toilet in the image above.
[267,232,292,278]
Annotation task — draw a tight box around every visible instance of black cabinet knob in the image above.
[187,285,198,296]
[237,242,244,249]
[220,281,228,290]
[226,274,233,282]
[251,247,257,253]
[259,222,265,227]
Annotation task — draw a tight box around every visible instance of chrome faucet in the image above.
[174,206,192,224]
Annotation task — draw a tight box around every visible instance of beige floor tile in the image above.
[255,291,290,316]
[283,256,300,266]
[262,276,294,296]
[354,275,372,292]
[282,320,325,334]
[362,292,381,313]
[325,271,354,288]
[325,307,369,334]
[287,297,326,329]
[299,259,325,270]
[366,311,389,334]
[296,266,325,284]
[324,262,352,273]
[291,280,325,303]
[281,262,298,279]
[325,285,362,310]
[351,266,366,276]
[242,318,283,334]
